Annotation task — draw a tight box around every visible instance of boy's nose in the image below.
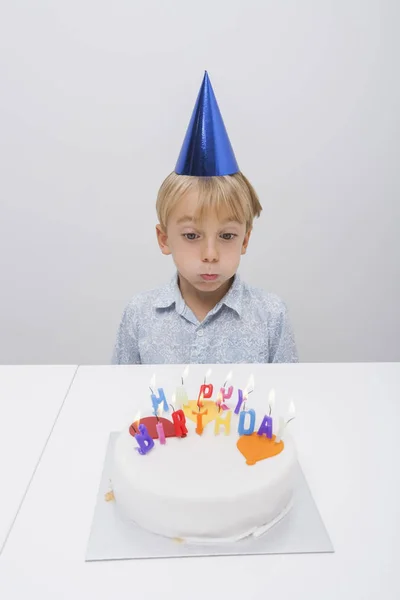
[201,241,219,262]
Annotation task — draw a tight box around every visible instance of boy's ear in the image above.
[241,228,252,255]
[156,224,171,255]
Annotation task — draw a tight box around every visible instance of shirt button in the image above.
[197,329,204,337]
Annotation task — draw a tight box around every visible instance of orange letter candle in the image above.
[192,409,208,435]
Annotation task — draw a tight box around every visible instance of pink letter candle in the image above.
[155,421,166,444]
[221,385,233,401]
[219,385,233,410]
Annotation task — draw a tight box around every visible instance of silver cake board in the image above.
[85,434,334,561]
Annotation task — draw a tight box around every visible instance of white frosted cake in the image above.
[111,389,297,543]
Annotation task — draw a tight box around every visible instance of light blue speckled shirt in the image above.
[112,272,298,365]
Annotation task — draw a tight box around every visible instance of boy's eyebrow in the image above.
[176,215,196,224]
[176,215,240,225]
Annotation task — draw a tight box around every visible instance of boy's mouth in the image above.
[200,274,219,281]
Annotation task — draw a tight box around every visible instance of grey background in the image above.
[0,0,398,364]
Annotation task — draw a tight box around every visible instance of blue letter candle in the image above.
[257,415,273,439]
[135,424,155,455]
[238,409,256,435]
[151,388,168,415]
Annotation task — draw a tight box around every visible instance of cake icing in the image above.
[111,415,297,542]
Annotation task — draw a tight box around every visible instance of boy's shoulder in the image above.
[121,278,175,317]
[239,277,289,318]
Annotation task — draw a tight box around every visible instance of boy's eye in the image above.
[221,233,237,240]
[183,233,199,240]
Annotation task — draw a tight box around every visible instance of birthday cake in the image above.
[110,370,297,543]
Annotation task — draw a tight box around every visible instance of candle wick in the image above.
[149,386,154,394]
[169,404,174,412]
[181,377,183,385]
[286,416,295,425]
[269,405,271,416]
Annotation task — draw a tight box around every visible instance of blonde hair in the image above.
[156,172,262,232]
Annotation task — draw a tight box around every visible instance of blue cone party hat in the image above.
[175,71,239,177]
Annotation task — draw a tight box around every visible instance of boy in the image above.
[112,72,298,365]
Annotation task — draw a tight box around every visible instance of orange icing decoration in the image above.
[237,433,284,465]
[183,400,219,427]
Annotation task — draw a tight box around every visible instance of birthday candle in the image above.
[214,410,232,436]
[170,393,188,438]
[192,409,208,435]
[274,417,286,443]
[198,368,213,408]
[155,406,166,444]
[155,421,166,444]
[234,374,254,414]
[275,401,296,442]
[134,424,155,455]
[238,409,256,436]
[197,384,213,408]
[257,415,273,439]
[150,374,169,414]
[234,389,244,414]
[175,366,189,409]
[221,385,233,401]
[171,409,188,438]
[220,370,233,408]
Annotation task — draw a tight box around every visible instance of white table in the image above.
[0,365,78,554]
[0,363,399,599]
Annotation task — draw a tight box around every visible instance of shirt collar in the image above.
[154,271,244,317]
[154,272,181,309]
[220,272,243,317]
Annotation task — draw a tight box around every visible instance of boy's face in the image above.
[156,190,251,295]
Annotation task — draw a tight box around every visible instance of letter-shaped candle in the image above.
[214,410,232,435]
[257,415,273,439]
[155,420,166,444]
[234,389,244,414]
[192,409,208,435]
[238,409,256,436]
[134,424,155,455]
[151,388,168,415]
[171,409,188,438]
[197,384,213,408]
